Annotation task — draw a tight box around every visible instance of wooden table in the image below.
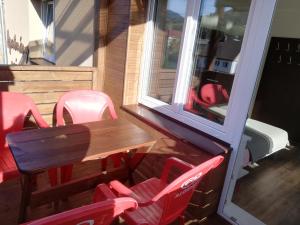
[7,119,156,223]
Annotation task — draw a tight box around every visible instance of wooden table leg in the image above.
[18,174,32,223]
[127,143,155,185]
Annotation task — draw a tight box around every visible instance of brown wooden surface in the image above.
[0,162,230,225]
[233,147,300,225]
[94,0,108,91]
[0,66,97,125]
[102,0,130,112]
[7,119,156,174]
[122,104,230,155]
[123,0,148,105]
[30,168,128,208]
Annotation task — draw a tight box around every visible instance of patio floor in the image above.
[0,117,230,225]
[0,160,230,225]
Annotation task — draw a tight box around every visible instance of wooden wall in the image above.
[95,0,148,107]
[0,66,97,125]
[102,0,131,112]
[123,0,148,105]
[94,0,108,91]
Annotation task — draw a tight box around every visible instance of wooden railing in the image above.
[0,66,98,125]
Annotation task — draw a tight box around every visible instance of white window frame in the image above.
[139,0,226,139]
[140,1,277,224]
[139,0,276,145]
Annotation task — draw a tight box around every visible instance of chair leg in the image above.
[179,214,185,225]
[101,158,108,171]
[61,165,73,183]
[48,168,58,186]
[111,153,123,168]
[128,170,134,186]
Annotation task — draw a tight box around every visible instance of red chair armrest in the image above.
[93,183,117,202]
[109,180,154,207]
[109,180,133,196]
[160,157,194,183]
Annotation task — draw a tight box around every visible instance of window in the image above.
[146,0,187,104]
[140,0,252,140]
[41,0,55,63]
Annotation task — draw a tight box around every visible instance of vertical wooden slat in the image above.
[102,0,131,113]
[123,0,148,105]
[91,68,98,90]
[94,0,108,91]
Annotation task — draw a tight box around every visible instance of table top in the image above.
[7,119,156,174]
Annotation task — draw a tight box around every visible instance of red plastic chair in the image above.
[107,156,224,225]
[48,90,120,186]
[0,92,48,183]
[185,83,229,113]
[24,184,138,225]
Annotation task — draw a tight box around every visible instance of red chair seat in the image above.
[0,147,19,183]
[123,178,166,225]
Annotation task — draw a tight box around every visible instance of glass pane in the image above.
[147,0,187,104]
[184,0,251,124]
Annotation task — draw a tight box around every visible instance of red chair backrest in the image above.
[200,83,229,106]
[25,197,138,225]
[153,156,224,225]
[56,90,117,125]
[0,92,48,148]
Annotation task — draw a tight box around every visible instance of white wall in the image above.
[4,0,29,64]
[271,0,300,38]
[29,1,44,42]
[55,0,94,66]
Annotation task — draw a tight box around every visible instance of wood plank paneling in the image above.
[0,81,92,93]
[94,0,108,90]
[26,92,66,104]
[0,66,97,126]
[102,0,130,112]
[36,103,56,115]
[0,71,92,81]
[123,0,148,105]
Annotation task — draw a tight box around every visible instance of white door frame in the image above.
[217,0,278,224]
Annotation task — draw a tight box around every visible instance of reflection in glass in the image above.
[147,0,187,104]
[184,0,251,124]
